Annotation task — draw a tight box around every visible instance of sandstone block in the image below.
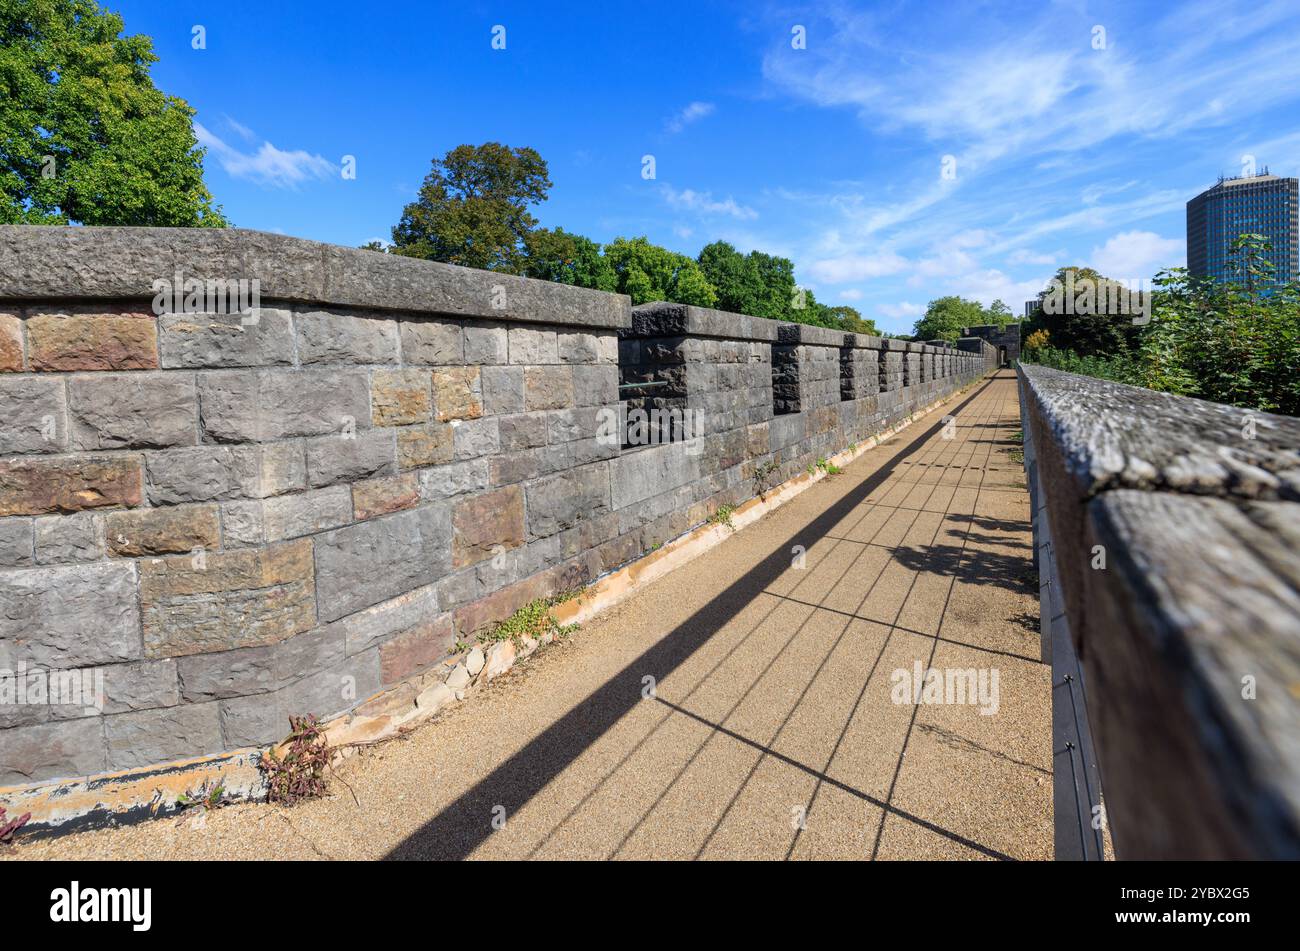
[103,504,221,556]
[305,430,396,487]
[524,365,574,411]
[33,511,103,563]
[0,455,143,516]
[432,367,482,421]
[0,717,105,785]
[379,615,455,684]
[352,472,420,520]
[371,369,431,426]
[140,539,316,658]
[395,422,453,469]
[144,442,305,504]
[198,369,370,442]
[526,462,609,538]
[104,702,223,769]
[0,312,22,371]
[452,485,525,568]
[27,309,158,371]
[260,486,352,541]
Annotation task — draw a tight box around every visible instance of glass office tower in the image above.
[1186,172,1299,285]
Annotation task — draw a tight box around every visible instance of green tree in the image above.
[391,142,550,272]
[1023,266,1139,356]
[603,236,718,307]
[827,305,880,336]
[522,227,615,291]
[0,0,226,226]
[913,296,987,341]
[696,241,797,320]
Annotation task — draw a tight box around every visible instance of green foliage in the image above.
[708,503,736,529]
[1022,266,1141,356]
[696,241,795,319]
[913,296,989,341]
[0,0,226,226]
[482,589,582,645]
[1025,237,1300,416]
[392,142,551,272]
[604,236,718,306]
[523,227,616,291]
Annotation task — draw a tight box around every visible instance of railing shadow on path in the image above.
[385,376,1002,860]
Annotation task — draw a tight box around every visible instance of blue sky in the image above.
[119,0,1300,334]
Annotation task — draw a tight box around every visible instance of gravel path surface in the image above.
[7,371,1050,860]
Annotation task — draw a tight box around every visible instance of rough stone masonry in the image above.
[0,226,996,792]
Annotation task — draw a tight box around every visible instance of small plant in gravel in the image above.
[261,715,331,806]
[483,589,583,646]
[0,804,30,844]
[177,778,229,813]
[708,503,737,530]
[811,458,841,476]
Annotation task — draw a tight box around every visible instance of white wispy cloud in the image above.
[196,123,337,189]
[665,101,715,133]
[661,185,757,220]
[1089,231,1185,281]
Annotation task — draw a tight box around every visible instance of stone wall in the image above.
[0,226,995,798]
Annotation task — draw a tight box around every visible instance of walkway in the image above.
[10,370,1050,861]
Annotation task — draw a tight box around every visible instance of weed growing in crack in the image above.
[261,714,331,806]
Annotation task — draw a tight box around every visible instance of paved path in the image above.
[10,371,1050,861]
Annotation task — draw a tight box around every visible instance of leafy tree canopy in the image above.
[522,227,616,292]
[391,142,550,272]
[1023,266,1139,356]
[0,0,226,226]
[913,296,989,341]
[604,236,717,307]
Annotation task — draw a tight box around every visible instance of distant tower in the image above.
[1187,171,1298,285]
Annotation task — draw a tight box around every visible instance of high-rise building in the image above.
[1186,171,1298,285]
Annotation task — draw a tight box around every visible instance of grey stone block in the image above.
[0,562,140,668]
[526,462,610,538]
[558,331,602,364]
[219,694,284,748]
[305,430,396,487]
[401,319,464,365]
[260,485,353,541]
[34,512,103,564]
[609,442,702,510]
[296,309,399,364]
[321,583,438,656]
[498,412,548,451]
[198,369,370,442]
[313,505,452,622]
[220,499,264,547]
[101,658,181,713]
[417,459,489,500]
[509,327,558,364]
[0,517,33,567]
[464,323,507,364]
[276,648,382,721]
[0,376,67,454]
[145,442,306,504]
[0,717,105,785]
[177,644,276,701]
[159,307,294,368]
[67,373,197,450]
[452,417,500,460]
[481,365,524,415]
[104,702,223,769]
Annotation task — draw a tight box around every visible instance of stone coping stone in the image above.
[1019,363,1300,501]
[625,302,781,342]
[0,226,631,330]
